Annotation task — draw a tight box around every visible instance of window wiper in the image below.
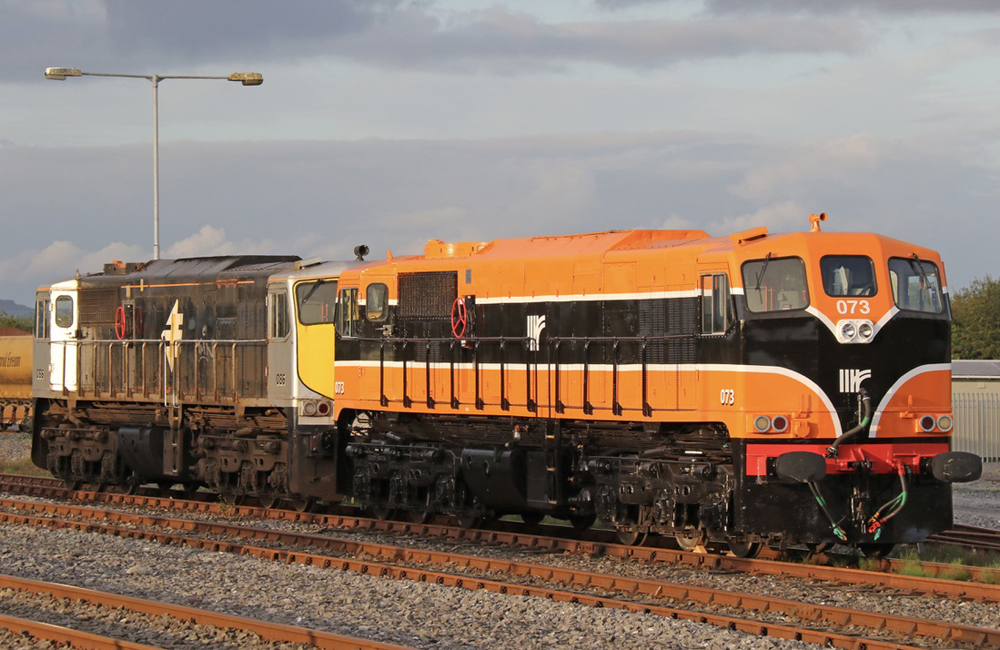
[909,254,932,310]
[300,279,327,304]
[754,252,772,292]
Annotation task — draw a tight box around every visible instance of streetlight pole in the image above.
[44,68,263,260]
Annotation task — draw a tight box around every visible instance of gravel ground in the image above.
[951,463,1000,529]
[0,525,816,650]
[0,429,30,468]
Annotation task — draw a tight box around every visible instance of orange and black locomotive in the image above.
[332,213,980,555]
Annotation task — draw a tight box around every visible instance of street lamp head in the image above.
[228,72,263,86]
[45,67,83,80]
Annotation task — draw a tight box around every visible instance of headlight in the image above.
[858,323,874,339]
[840,323,857,340]
[753,415,772,433]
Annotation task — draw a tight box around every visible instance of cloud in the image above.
[1,1,866,82]
[598,0,1000,15]
[1,131,998,305]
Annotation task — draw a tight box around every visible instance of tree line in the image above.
[0,312,32,333]
[951,276,1000,360]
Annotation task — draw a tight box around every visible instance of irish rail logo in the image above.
[839,368,871,393]
[526,314,546,351]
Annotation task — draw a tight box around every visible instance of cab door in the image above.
[49,286,79,392]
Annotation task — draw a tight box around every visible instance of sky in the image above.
[2,0,1000,308]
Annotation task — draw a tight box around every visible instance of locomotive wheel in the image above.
[259,494,281,509]
[456,512,483,529]
[292,497,317,513]
[407,510,434,524]
[122,474,142,495]
[615,529,648,546]
[569,514,596,533]
[372,506,400,521]
[727,537,762,558]
[675,529,705,551]
[520,512,545,526]
[220,492,245,506]
[859,543,895,559]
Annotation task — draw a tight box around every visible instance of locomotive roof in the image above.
[134,255,301,278]
[49,255,302,290]
[268,259,368,283]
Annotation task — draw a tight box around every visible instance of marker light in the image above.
[753,415,772,433]
[937,415,954,432]
[303,401,318,416]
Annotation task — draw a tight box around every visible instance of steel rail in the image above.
[0,612,160,650]
[0,573,410,650]
[928,523,1000,551]
[0,501,996,648]
[4,473,1000,593]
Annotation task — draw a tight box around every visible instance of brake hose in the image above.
[807,480,848,541]
[826,388,872,458]
[867,466,910,541]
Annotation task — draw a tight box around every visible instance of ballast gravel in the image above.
[0,524,816,650]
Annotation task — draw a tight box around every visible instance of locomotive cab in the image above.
[731,218,980,551]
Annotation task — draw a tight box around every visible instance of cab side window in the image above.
[35,298,50,339]
[54,295,74,328]
[268,291,289,339]
[701,273,733,335]
[337,288,359,337]
[366,283,388,322]
[742,257,809,312]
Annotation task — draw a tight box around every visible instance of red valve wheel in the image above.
[114,306,127,340]
[450,298,468,339]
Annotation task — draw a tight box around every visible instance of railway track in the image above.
[2,485,1000,647]
[0,574,405,649]
[4,472,999,587]
[928,523,1000,552]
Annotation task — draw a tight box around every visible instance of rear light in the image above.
[918,414,937,433]
[300,399,333,417]
[771,415,789,433]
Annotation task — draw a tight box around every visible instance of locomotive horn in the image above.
[354,245,369,261]
[809,212,828,232]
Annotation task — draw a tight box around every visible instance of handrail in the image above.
[65,337,267,403]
